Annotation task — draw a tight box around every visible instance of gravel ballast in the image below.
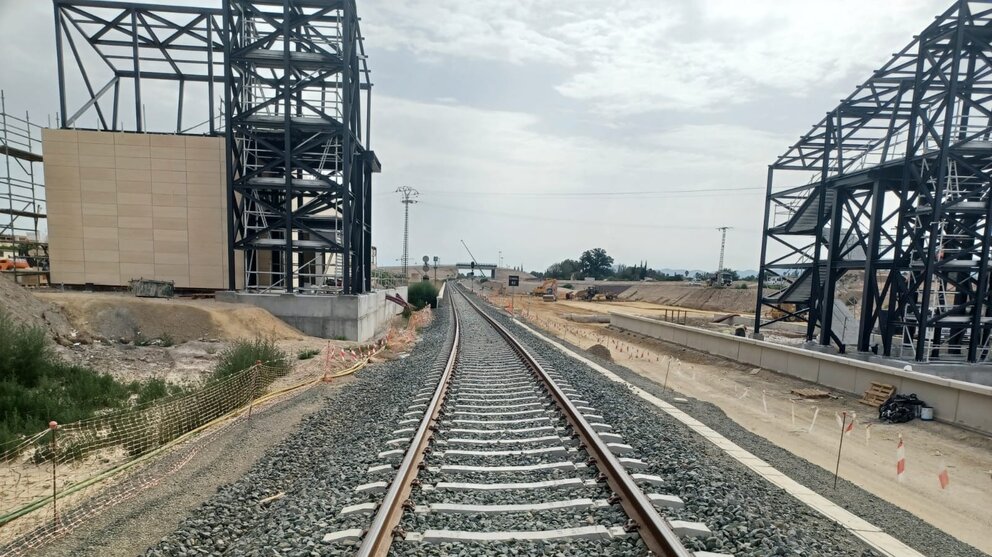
[74,282,980,557]
[464,287,883,557]
[142,302,454,557]
[467,287,986,557]
[392,291,641,556]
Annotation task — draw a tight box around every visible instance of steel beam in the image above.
[757,0,992,364]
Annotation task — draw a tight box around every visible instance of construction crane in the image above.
[461,239,480,291]
[460,240,481,274]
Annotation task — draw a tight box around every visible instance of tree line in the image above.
[530,248,752,282]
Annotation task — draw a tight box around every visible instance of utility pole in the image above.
[716,226,732,283]
[396,186,419,279]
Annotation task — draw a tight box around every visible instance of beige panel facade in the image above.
[43,129,241,289]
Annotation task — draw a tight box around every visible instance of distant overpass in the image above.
[455,262,497,278]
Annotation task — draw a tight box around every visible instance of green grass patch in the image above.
[213,338,289,381]
[0,310,179,451]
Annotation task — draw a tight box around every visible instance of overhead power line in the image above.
[374,186,763,200]
[417,200,759,232]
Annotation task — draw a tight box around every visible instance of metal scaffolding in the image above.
[755,0,992,363]
[0,92,48,285]
[52,0,379,294]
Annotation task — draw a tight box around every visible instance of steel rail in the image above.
[358,285,692,557]
[354,298,461,557]
[458,286,693,557]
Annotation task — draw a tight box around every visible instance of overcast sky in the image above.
[0,0,950,274]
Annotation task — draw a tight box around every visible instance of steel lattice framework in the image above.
[755,0,992,363]
[52,0,379,294]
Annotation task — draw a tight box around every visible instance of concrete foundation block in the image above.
[216,287,408,341]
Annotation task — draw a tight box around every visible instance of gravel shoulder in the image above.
[138,303,451,557]
[473,293,988,557]
[32,383,337,557]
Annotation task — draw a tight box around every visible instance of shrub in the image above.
[736,283,749,290]
[0,310,178,451]
[129,378,186,405]
[408,281,439,310]
[562,283,574,289]
[213,338,289,381]
[298,348,320,360]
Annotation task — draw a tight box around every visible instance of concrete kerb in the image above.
[608,312,992,435]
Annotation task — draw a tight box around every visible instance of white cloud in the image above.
[371,96,791,269]
[365,0,945,114]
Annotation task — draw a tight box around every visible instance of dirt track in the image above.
[34,383,339,557]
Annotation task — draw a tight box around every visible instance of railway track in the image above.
[337,285,728,556]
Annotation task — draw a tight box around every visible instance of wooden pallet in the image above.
[859,382,896,407]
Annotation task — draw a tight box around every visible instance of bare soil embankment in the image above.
[35,291,304,343]
[0,275,76,341]
[618,283,756,314]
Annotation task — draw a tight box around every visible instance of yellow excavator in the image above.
[531,279,558,301]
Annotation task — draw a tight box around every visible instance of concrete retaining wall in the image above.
[610,312,992,435]
[217,287,408,342]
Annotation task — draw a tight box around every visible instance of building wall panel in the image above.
[44,129,238,289]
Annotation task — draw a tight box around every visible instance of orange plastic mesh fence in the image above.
[0,336,392,554]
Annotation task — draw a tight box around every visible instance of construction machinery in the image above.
[569,286,618,302]
[0,258,29,272]
[768,303,802,322]
[706,273,732,287]
[531,279,558,301]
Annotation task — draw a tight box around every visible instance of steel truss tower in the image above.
[755,0,992,363]
[225,0,379,294]
[52,0,380,295]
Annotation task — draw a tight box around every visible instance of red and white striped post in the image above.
[896,434,906,482]
[938,461,950,490]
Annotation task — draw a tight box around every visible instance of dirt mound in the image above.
[0,275,76,342]
[586,344,613,362]
[620,284,756,314]
[36,292,305,343]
